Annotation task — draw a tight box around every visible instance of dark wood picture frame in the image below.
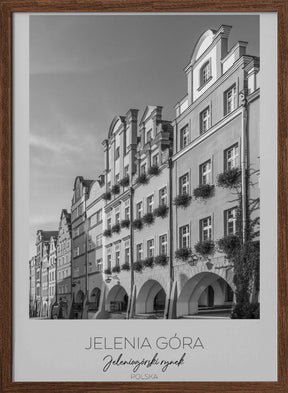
[0,1,287,392]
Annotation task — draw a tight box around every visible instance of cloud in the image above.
[30,134,82,154]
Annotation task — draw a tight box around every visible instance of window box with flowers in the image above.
[148,165,160,176]
[217,235,241,259]
[104,268,111,275]
[120,219,130,229]
[133,261,143,272]
[121,262,130,271]
[142,212,154,226]
[193,184,214,200]
[136,173,148,185]
[143,257,154,268]
[103,229,112,238]
[154,254,168,266]
[103,191,111,201]
[111,184,120,195]
[153,204,168,218]
[217,168,241,189]
[112,265,120,273]
[132,218,143,230]
[194,239,215,257]
[119,176,130,187]
[175,247,192,261]
[111,223,121,234]
[173,194,192,208]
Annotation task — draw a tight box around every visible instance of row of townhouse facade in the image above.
[29,25,260,319]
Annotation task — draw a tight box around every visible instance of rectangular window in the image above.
[124,200,130,220]
[73,227,80,238]
[224,207,237,236]
[224,85,237,115]
[107,217,112,230]
[74,247,80,257]
[200,217,212,241]
[180,125,189,148]
[152,154,159,167]
[107,254,112,271]
[225,144,239,171]
[147,239,154,257]
[159,234,168,255]
[115,146,120,159]
[96,259,103,272]
[180,225,190,248]
[200,160,212,185]
[146,129,152,142]
[124,165,129,177]
[201,61,210,85]
[115,251,120,267]
[125,240,130,264]
[115,211,120,224]
[115,173,120,183]
[136,243,143,261]
[180,173,189,195]
[147,194,154,213]
[159,186,167,206]
[96,234,102,248]
[136,201,143,219]
[107,181,111,191]
[200,107,210,134]
[141,164,146,174]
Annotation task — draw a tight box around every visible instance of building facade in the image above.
[30,25,260,319]
[56,209,72,318]
[48,234,58,317]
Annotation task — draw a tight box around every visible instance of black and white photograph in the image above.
[28,14,261,321]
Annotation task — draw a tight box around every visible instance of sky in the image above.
[29,14,259,258]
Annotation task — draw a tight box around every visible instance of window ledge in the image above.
[197,76,213,92]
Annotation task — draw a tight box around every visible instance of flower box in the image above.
[111,223,121,234]
[132,218,143,230]
[120,219,130,229]
[121,263,130,271]
[217,235,241,259]
[103,191,112,201]
[154,254,168,266]
[217,168,241,189]
[148,165,160,176]
[104,268,111,275]
[136,173,148,185]
[112,265,120,273]
[194,239,215,256]
[111,184,120,195]
[153,204,168,218]
[119,176,130,187]
[142,212,154,225]
[175,247,192,261]
[103,229,112,237]
[133,261,143,272]
[143,257,154,268]
[173,194,192,208]
[193,184,214,200]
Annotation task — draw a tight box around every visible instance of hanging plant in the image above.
[175,247,192,261]
[111,184,120,195]
[217,168,241,189]
[119,176,130,187]
[143,257,154,268]
[193,184,214,200]
[133,261,143,272]
[194,239,215,256]
[154,254,168,266]
[142,212,154,225]
[148,165,160,176]
[103,229,112,237]
[120,219,130,229]
[132,218,143,230]
[136,173,148,185]
[104,268,111,275]
[153,204,168,218]
[103,191,112,201]
[121,262,130,271]
[112,265,120,273]
[217,235,241,259]
[111,223,121,234]
[173,194,192,208]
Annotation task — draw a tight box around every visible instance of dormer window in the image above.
[200,60,211,87]
[146,129,152,143]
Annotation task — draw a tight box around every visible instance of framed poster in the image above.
[0,1,287,392]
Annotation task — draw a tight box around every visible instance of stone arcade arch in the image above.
[89,287,101,312]
[177,272,234,318]
[106,285,128,313]
[136,280,166,315]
